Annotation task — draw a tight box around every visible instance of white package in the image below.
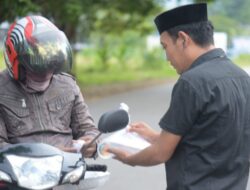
[97,127,150,159]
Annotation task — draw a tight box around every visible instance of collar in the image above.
[189,48,226,71]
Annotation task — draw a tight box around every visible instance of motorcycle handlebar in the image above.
[86,164,107,172]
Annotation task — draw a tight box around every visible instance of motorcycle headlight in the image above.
[62,165,84,184]
[6,155,63,190]
[0,170,12,183]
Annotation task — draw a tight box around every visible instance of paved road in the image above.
[85,66,250,190]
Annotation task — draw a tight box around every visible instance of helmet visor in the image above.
[19,31,72,74]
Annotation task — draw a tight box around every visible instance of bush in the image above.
[233,54,250,67]
[0,50,5,70]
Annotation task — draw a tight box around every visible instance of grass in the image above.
[75,66,176,87]
[233,54,250,67]
[0,52,5,69]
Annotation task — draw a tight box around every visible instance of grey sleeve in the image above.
[0,112,9,148]
[70,83,98,139]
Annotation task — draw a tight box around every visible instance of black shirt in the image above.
[159,48,250,190]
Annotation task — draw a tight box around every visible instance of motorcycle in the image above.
[0,106,129,190]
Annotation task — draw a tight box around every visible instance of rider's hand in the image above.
[57,136,97,158]
[129,122,159,143]
[57,146,77,153]
[79,136,98,158]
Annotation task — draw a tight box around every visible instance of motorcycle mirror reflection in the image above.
[98,109,129,133]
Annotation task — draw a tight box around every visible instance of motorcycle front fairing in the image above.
[0,143,85,190]
[0,105,129,190]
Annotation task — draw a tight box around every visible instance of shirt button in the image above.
[56,104,62,110]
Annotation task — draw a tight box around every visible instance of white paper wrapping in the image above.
[97,127,151,159]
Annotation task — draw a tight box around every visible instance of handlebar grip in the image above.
[86,164,107,172]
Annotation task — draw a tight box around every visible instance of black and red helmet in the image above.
[3,15,72,81]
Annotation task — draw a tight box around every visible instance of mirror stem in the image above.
[81,132,102,154]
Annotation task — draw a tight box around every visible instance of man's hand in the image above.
[107,146,134,166]
[129,122,159,143]
[107,130,181,167]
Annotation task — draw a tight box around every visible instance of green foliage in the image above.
[233,54,250,67]
[73,31,176,87]
[210,15,238,35]
[78,31,170,72]
[0,51,5,70]
[194,0,215,2]
[216,0,250,25]
[92,4,160,35]
[209,15,239,47]
[0,0,38,23]
[0,0,162,77]
[143,49,167,69]
[209,0,250,36]
[75,65,176,87]
[32,0,85,42]
[0,0,161,43]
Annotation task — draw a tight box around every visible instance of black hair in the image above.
[167,20,214,47]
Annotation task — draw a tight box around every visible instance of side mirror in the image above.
[98,109,129,133]
[81,104,129,155]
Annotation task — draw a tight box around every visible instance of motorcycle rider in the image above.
[0,15,98,158]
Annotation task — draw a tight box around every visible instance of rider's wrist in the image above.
[91,143,98,160]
